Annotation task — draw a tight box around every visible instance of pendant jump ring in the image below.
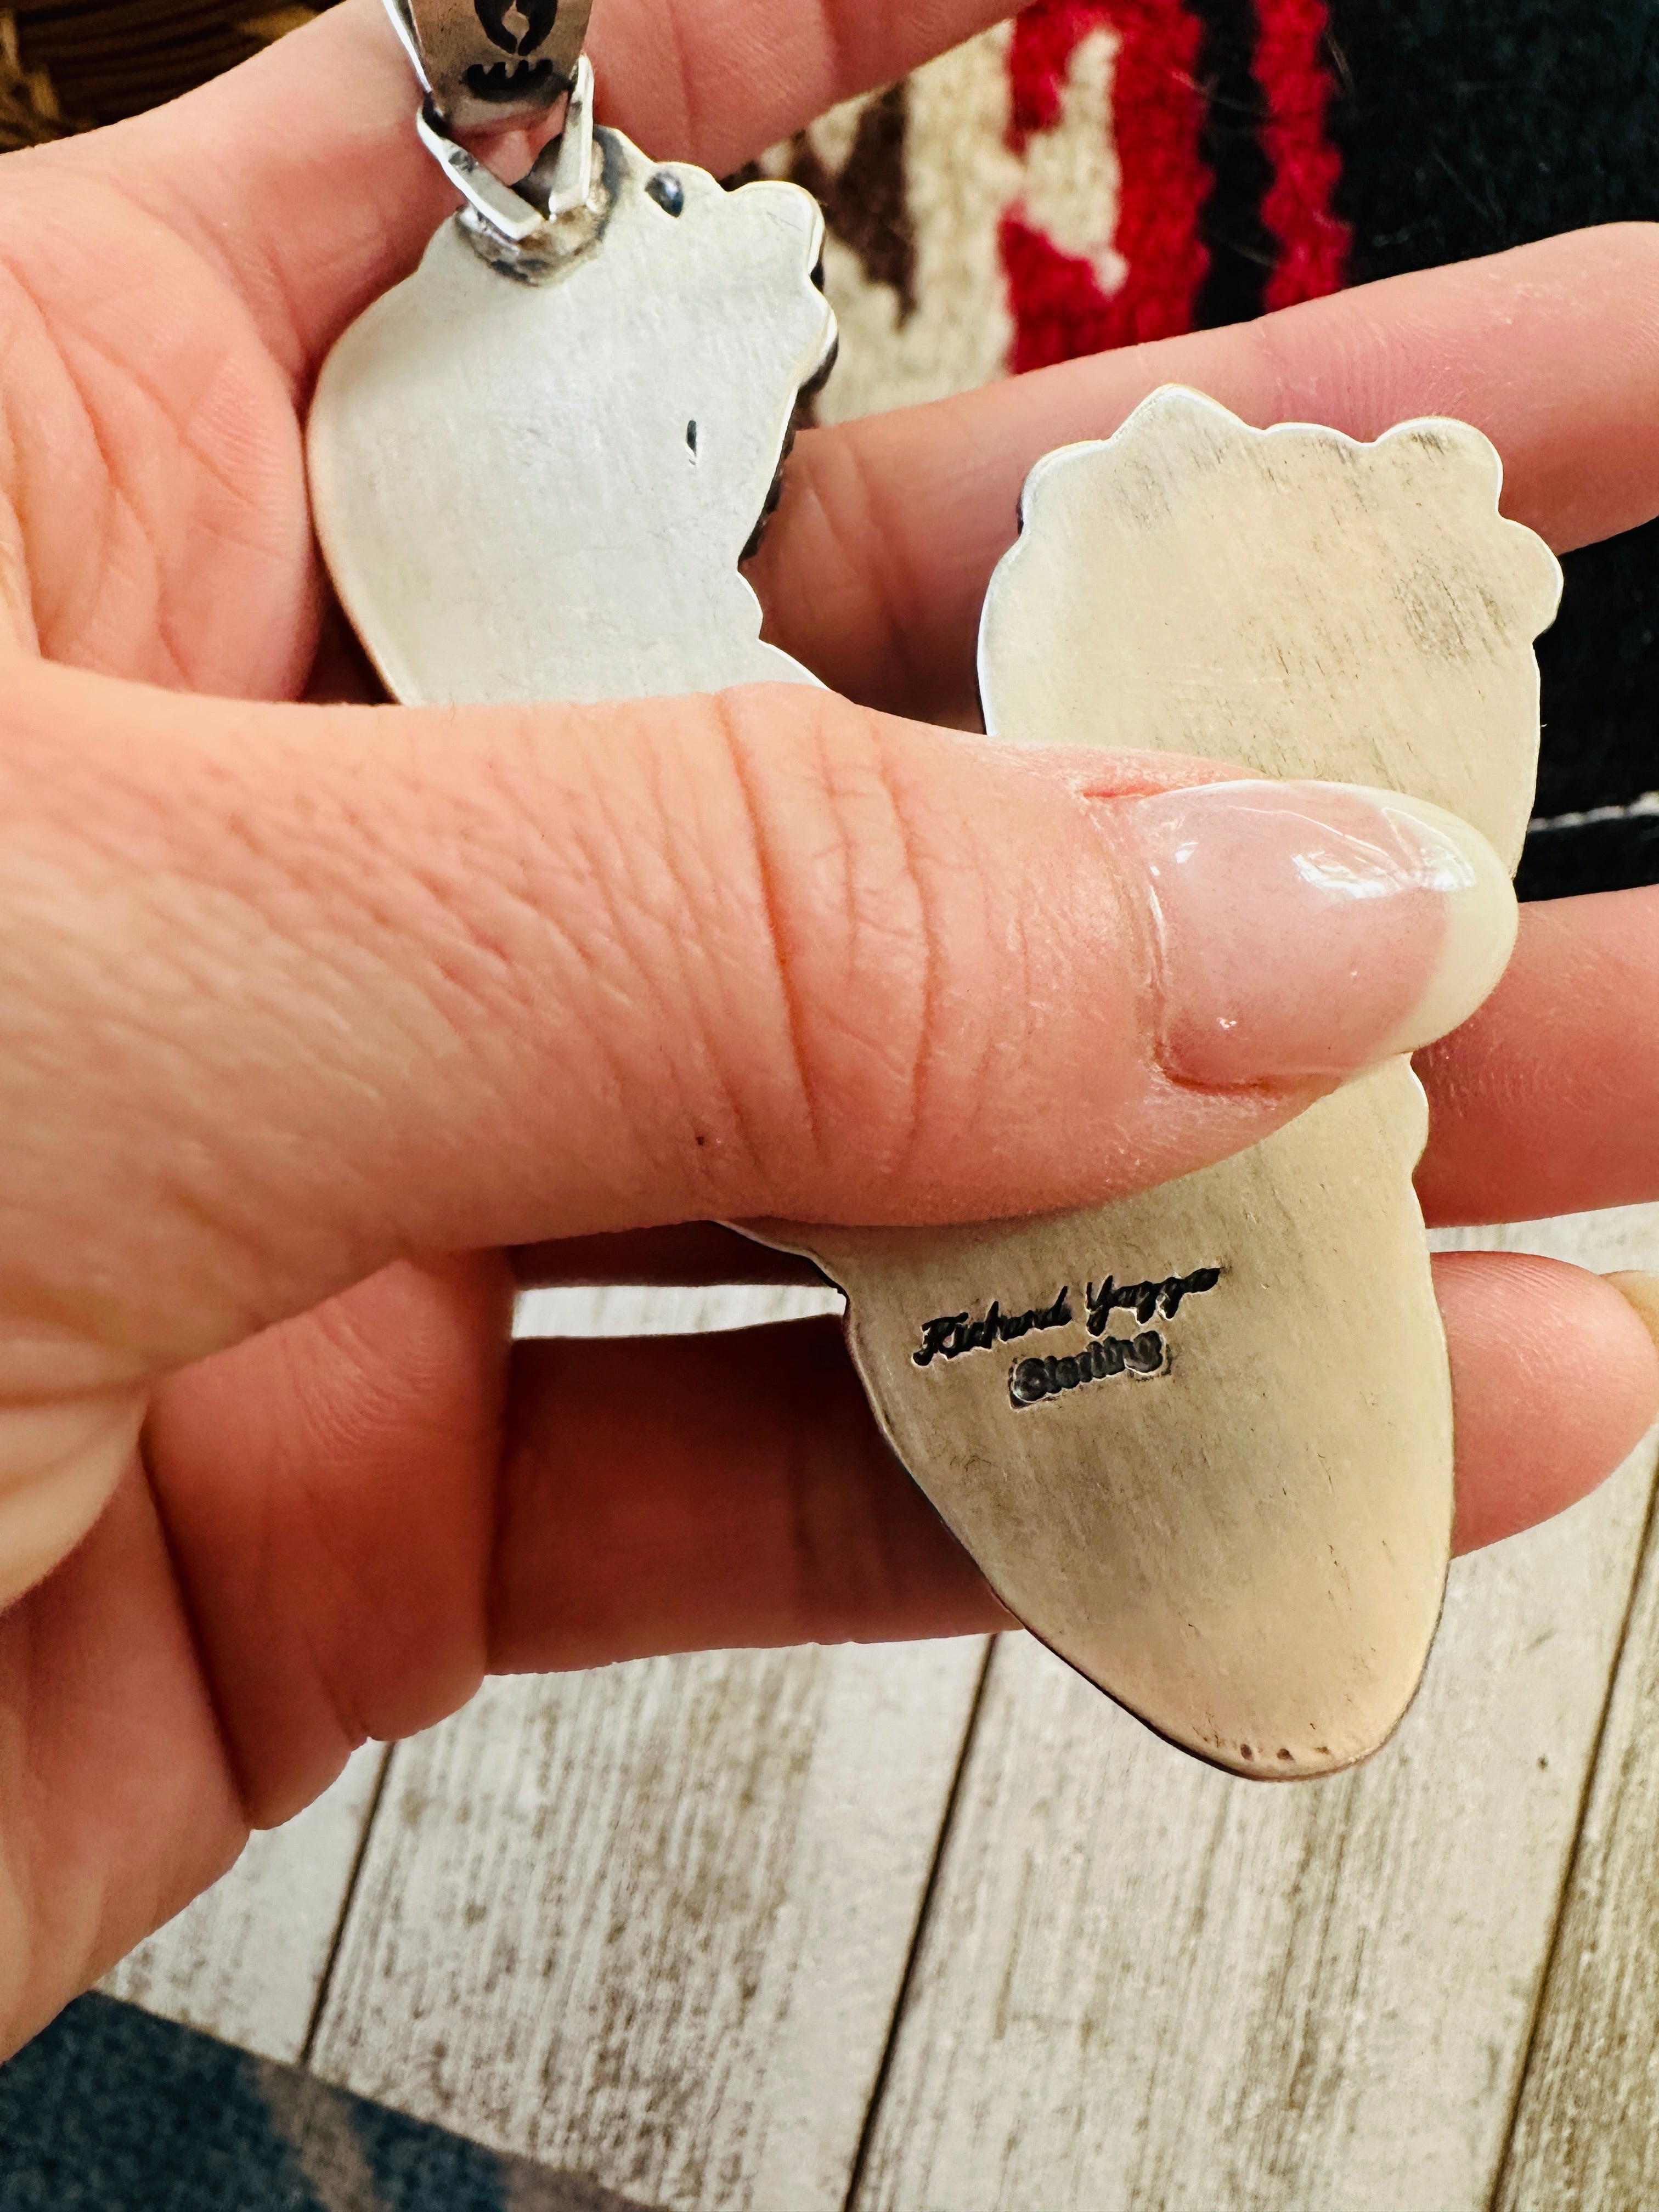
[415,54,596,242]
[384,0,594,134]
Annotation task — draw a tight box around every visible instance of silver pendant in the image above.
[311,52,835,703]
[774,393,1559,1777]
[310,15,1560,1777]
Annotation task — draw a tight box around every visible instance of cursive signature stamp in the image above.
[1085,1269,1220,1333]
[912,1286,1074,1368]
[910,1266,1223,1411]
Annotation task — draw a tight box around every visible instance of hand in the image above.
[0,0,1656,2056]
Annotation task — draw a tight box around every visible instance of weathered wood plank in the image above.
[853,1207,1659,2212]
[513,1283,843,1341]
[1497,1306,1659,2209]
[99,1741,387,2065]
[309,1639,988,2212]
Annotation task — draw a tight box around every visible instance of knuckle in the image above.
[390,687,991,1223]
[703,686,997,1208]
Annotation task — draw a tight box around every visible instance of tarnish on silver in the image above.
[384,0,592,132]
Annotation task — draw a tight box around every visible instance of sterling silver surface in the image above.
[309,134,836,704]
[386,0,592,132]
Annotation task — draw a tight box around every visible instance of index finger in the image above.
[753,224,1659,723]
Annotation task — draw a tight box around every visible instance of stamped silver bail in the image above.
[386,0,592,131]
[386,0,597,242]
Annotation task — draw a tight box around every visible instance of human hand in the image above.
[0,0,1657,2056]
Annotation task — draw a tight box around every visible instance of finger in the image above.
[1417,885,1659,1227]
[490,1316,1005,1673]
[145,1254,513,1825]
[3,659,1514,1375]
[751,224,1659,721]
[135,1246,1656,1857]
[49,0,1015,386]
[1438,1253,1659,1552]
[488,1250,1659,1669]
[0,1385,148,1613]
[0,1459,249,2058]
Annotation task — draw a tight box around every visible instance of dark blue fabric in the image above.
[0,1997,322,2212]
[0,1996,646,2212]
[1327,0,1659,896]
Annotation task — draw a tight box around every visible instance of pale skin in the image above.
[1,0,1658,2055]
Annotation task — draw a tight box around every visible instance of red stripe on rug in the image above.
[1255,0,1350,308]
[1003,0,1210,373]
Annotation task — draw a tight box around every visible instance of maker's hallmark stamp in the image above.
[910,1267,1224,1410]
[912,1268,1221,1368]
[1085,1269,1221,1333]
[1011,1331,1168,1407]
[912,1286,1074,1368]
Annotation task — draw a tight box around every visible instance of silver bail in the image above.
[384,0,594,134]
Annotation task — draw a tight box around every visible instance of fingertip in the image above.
[1439,1251,1659,1555]
[1117,780,1516,1091]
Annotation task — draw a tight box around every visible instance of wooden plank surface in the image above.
[98,1741,387,2065]
[309,1639,988,2212]
[852,1206,1659,2212]
[1498,1295,1659,2210]
[512,1282,842,1341]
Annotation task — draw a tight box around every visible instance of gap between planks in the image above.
[309,1639,990,2212]
[1495,1410,1659,2210]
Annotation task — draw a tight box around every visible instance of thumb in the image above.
[0,661,1513,1384]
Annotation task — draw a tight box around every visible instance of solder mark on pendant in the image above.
[686,420,700,462]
